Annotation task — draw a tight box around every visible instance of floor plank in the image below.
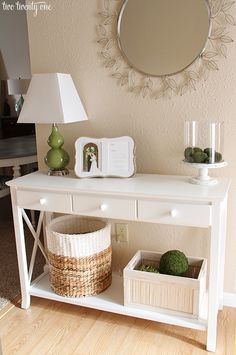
[0,297,235,354]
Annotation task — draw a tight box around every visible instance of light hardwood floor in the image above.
[0,297,235,355]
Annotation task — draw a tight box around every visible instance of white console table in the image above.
[7,171,230,352]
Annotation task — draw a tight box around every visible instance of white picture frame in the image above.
[74,136,135,178]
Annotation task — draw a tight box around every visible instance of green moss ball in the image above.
[193,151,208,163]
[203,149,223,163]
[184,147,193,161]
[209,154,222,163]
[203,147,212,156]
[193,147,202,153]
[215,152,223,162]
[159,250,188,276]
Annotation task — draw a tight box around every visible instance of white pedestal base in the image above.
[183,161,227,186]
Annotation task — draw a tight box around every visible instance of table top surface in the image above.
[7,170,231,202]
[0,135,37,159]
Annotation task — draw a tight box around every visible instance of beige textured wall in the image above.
[27,0,236,293]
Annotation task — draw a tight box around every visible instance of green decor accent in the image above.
[184,146,223,164]
[204,148,222,163]
[184,147,193,161]
[192,151,208,163]
[193,147,203,153]
[44,125,70,175]
[159,250,188,276]
[137,264,159,273]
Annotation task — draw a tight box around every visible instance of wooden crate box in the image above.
[123,250,207,317]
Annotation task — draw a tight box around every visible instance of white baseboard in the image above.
[223,292,236,308]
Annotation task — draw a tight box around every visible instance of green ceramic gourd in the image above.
[44,125,69,172]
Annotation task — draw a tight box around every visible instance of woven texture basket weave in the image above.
[46,215,112,297]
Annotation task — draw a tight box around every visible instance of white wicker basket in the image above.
[46,215,112,297]
[46,215,111,257]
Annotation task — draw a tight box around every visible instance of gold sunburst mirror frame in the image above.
[97,0,235,99]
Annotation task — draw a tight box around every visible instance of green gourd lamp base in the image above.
[44,124,70,176]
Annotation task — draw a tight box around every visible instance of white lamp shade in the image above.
[7,78,30,95]
[18,73,88,124]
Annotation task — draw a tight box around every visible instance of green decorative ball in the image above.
[184,147,193,161]
[203,147,212,156]
[193,151,208,163]
[203,148,223,163]
[185,146,223,164]
[193,147,202,153]
[207,153,222,164]
[187,156,194,163]
[214,152,223,163]
[159,250,188,276]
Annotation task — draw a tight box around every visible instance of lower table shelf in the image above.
[30,272,207,331]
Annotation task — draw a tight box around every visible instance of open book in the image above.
[75,136,135,178]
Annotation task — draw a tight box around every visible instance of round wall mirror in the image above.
[117,0,211,76]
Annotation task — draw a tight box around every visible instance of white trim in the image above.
[223,292,236,308]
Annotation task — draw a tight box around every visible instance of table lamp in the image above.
[7,78,30,115]
[18,73,88,176]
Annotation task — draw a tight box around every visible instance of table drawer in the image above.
[17,190,72,213]
[138,200,211,227]
[73,195,136,220]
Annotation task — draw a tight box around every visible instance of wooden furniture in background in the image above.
[0,117,35,139]
[0,135,37,199]
[7,172,230,352]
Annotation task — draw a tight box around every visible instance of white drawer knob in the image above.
[100,203,108,211]
[170,209,177,217]
[39,198,47,205]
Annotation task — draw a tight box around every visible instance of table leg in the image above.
[207,203,222,352]
[10,187,30,309]
[218,197,228,310]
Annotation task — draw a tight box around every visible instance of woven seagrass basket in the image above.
[46,215,112,297]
